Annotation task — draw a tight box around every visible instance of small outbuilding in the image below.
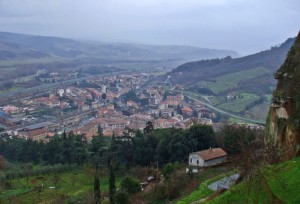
[187,148,227,173]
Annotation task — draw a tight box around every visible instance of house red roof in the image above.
[29,129,46,137]
[194,148,227,161]
[181,107,193,112]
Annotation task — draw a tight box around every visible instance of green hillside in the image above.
[0,166,122,204]
[169,37,294,87]
[172,38,296,121]
[175,157,300,204]
[182,67,274,119]
[217,93,260,113]
[209,157,300,203]
[176,171,237,204]
[200,67,271,94]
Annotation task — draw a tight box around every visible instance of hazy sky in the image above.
[0,0,299,55]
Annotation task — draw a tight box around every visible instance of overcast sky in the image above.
[0,0,299,55]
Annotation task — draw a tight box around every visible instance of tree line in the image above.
[0,124,216,167]
[0,123,262,168]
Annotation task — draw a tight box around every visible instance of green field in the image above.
[227,117,243,124]
[245,103,270,121]
[184,90,263,120]
[207,96,224,106]
[0,167,121,204]
[176,181,213,204]
[217,93,259,113]
[0,56,69,67]
[0,86,21,94]
[199,67,271,94]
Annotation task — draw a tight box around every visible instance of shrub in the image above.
[120,176,141,194]
[162,163,175,180]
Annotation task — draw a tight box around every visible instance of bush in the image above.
[120,176,141,194]
[115,190,129,204]
[162,163,175,180]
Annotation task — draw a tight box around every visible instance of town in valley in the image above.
[0,69,262,142]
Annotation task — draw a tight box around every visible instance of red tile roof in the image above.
[29,129,46,137]
[194,148,227,161]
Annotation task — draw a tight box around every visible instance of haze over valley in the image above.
[0,1,300,204]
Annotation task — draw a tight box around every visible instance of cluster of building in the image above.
[0,71,263,143]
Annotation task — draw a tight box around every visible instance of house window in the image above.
[190,158,192,163]
[197,160,199,165]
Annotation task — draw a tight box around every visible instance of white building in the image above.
[102,85,107,94]
[187,148,227,173]
[198,118,213,125]
[65,88,71,94]
[57,89,65,97]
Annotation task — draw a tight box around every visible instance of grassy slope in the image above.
[203,67,271,94]
[217,93,259,113]
[245,103,270,121]
[208,96,223,106]
[208,157,300,203]
[0,167,121,204]
[176,171,237,204]
[209,95,268,120]
[263,158,300,203]
[176,182,213,204]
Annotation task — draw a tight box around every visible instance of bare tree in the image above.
[0,155,6,170]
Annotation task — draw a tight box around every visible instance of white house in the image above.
[102,85,107,94]
[57,89,65,97]
[187,148,227,173]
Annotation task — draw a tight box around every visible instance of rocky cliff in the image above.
[265,31,300,159]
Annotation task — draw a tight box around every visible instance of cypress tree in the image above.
[109,163,116,204]
[62,130,67,140]
[94,175,101,204]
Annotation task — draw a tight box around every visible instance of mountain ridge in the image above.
[168,37,295,87]
[0,31,239,62]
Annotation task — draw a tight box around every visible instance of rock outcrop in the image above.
[265,31,300,160]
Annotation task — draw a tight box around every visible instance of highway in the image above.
[178,90,265,125]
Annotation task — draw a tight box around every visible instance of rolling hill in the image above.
[0,31,239,84]
[166,36,296,121]
[0,31,238,64]
[168,37,295,94]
